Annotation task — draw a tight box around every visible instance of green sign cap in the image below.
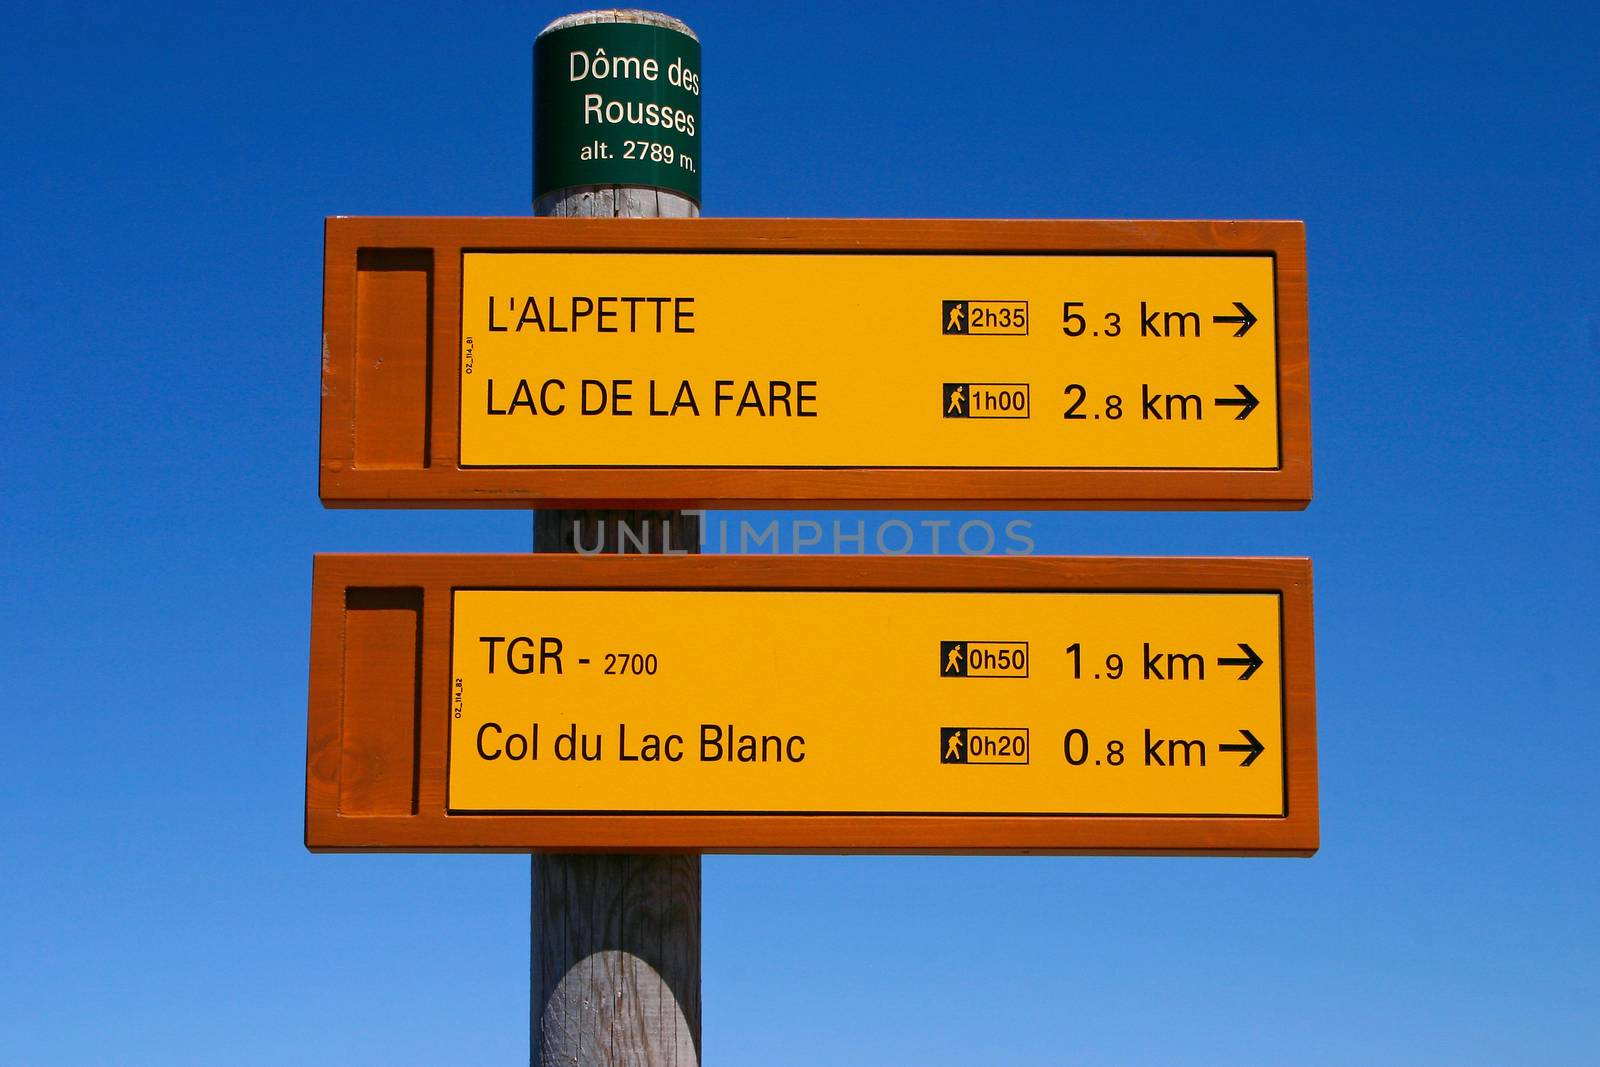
[534,17,702,204]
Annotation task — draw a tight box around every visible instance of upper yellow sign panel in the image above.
[459,252,1279,469]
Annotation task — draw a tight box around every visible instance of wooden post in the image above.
[530,10,701,1067]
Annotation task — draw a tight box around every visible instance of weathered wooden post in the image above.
[529,10,702,1066]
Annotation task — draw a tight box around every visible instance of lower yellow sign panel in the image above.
[448,590,1285,816]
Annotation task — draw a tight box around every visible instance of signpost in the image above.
[308,10,1318,1064]
[319,218,1310,509]
[306,554,1316,855]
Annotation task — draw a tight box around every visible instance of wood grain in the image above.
[352,250,431,469]
[336,587,421,815]
[304,554,1319,856]
[532,854,701,1066]
[318,217,1311,509]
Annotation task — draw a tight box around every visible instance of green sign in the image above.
[534,21,702,204]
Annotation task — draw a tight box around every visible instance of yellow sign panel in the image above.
[458,252,1278,469]
[448,590,1285,816]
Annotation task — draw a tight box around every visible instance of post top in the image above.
[539,9,698,41]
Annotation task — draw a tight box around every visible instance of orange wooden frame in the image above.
[306,554,1317,855]
[319,218,1311,509]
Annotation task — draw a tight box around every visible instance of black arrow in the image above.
[1217,643,1263,681]
[1213,384,1259,421]
[1213,301,1257,337]
[1219,729,1265,767]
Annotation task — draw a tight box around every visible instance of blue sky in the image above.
[2,2,1596,1064]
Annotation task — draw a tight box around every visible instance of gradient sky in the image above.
[2,2,1596,1064]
